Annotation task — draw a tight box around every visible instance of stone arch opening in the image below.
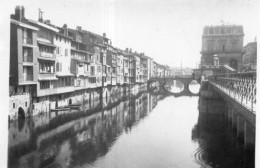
[18,107,25,119]
[69,98,72,105]
[188,80,201,94]
[164,80,184,93]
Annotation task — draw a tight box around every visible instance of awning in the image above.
[38,77,58,81]
[56,73,75,77]
[37,41,57,48]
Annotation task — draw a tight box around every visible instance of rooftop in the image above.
[203,25,244,36]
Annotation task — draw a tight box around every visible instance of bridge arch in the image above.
[188,80,201,94]
[148,77,200,97]
[163,80,184,94]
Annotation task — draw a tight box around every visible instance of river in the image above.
[8,84,254,168]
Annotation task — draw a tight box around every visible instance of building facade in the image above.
[9,6,173,120]
[201,25,244,71]
[242,42,257,71]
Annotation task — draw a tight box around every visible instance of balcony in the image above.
[39,73,55,78]
[23,38,33,45]
[89,59,94,63]
[39,52,56,59]
[38,73,57,81]
[84,71,90,76]
[23,75,33,81]
[37,86,75,97]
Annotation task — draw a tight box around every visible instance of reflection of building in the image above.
[9,91,167,168]
[200,25,244,72]
[242,42,257,71]
[9,93,167,167]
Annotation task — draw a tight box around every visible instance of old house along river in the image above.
[8,82,254,168]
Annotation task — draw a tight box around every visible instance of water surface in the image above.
[8,90,254,168]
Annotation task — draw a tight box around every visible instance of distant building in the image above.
[242,42,257,71]
[201,25,244,71]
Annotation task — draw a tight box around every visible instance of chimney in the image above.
[103,33,106,37]
[126,48,128,52]
[76,26,82,32]
[44,20,51,25]
[130,48,132,53]
[63,24,68,36]
[15,6,25,21]
[38,8,44,23]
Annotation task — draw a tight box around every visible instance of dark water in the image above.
[8,88,254,168]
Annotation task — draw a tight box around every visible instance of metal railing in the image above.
[208,71,256,113]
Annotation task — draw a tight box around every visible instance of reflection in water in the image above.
[165,80,184,93]
[8,91,254,168]
[193,97,255,168]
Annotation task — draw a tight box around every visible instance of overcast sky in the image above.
[4,0,259,68]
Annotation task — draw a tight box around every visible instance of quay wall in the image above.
[9,83,147,120]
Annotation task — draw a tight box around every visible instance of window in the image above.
[23,86,26,93]
[13,103,15,109]
[60,62,62,72]
[207,40,215,51]
[65,49,68,56]
[56,62,59,72]
[56,47,60,54]
[25,101,27,107]
[15,87,18,93]
[91,66,95,75]
[40,81,50,89]
[23,28,27,39]
[97,66,101,72]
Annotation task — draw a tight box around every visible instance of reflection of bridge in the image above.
[148,76,199,97]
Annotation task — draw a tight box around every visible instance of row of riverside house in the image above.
[9,6,170,120]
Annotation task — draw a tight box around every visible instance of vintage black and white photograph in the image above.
[1,0,258,167]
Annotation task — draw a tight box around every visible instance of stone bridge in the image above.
[147,76,200,97]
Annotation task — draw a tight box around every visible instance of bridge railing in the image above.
[208,71,256,113]
[150,75,193,79]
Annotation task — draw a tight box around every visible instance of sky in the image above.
[2,0,259,68]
